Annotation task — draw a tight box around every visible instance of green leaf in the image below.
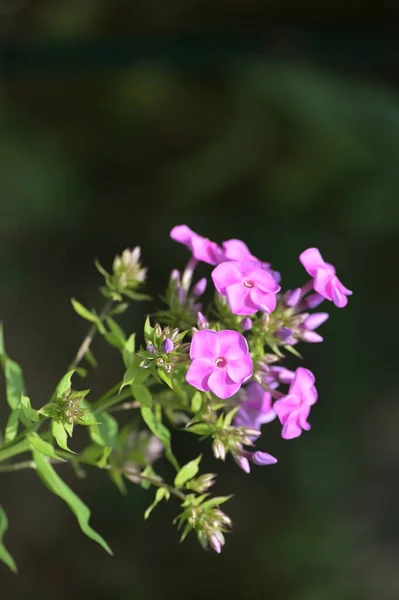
[32,450,112,554]
[89,413,119,449]
[174,455,202,488]
[55,370,75,402]
[52,420,74,453]
[104,317,126,349]
[0,324,25,410]
[97,446,112,469]
[84,349,98,368]
[28,432,65,461]
[20,395,39,423]
[131,384,152,408]
[191,391,202,413]
[140,407,179,471]
[157,369,174,390]
[0,506,17,573]
[75,410,97,426]
[185,423,213,436]
[108,469,127,495]
[71,299,106,334]
[144,487,168,520]
[120,359,148,391]
[144,315,153,339]
[4,409,20,443]
[122,334,136,368]
[223,406,240,428]
[200,495,233,509]
[38,403,58,418]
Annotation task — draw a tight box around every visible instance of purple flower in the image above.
[299,248,352,308]
[299,312,329,343]
[235,382,276,430]
[222,239,264,264]
[186,330,253,399]
[211,261,280,316]
[170,225,224,265]
[273,367,318,440]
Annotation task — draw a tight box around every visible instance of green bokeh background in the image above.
[1,4,399,599]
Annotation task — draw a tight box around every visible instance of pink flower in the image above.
[235,382,276,430]
[211,261,280,315]
[299,248,352,308]
[222,239,281,283]
[186,330,253,399]
[170,225,224,265]
[273,367,318,439]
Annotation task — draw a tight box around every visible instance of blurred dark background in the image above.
[1,2,399,599]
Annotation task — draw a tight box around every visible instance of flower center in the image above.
[215,356,227,368]
[243,279,254,288]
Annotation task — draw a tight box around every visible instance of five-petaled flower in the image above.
[186,329,253,399]
[273,367,318,439]
[235,382,276,431]
[212,261,280,315]
[299,247,352,308]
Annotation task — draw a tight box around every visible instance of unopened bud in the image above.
[233,454,251,474]
[284,287,301,307]
[161,338,174,354]
[146,344,156,355]
[212,439,226,461]
[209,532,222,554]
[196,312,209,330]
[240,317,252,331]
[192,277,207,298]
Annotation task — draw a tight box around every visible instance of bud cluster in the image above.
[177,495,232,554]
[141,323,189,375]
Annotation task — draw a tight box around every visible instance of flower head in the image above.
[273,367,318,439]
[211,261,280,316]
[299,248,352,308]
[170,225,224,265]
[186,330,253,399]
[235,382,276,431]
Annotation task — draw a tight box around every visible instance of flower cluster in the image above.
[0,224,352,572]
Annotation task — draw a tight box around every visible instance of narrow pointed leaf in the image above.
[0,506,17,573]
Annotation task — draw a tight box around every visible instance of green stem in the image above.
[93,387,133,414]
[70,298,114,369]
[0,459,35,472]
[123,469,186,501]
[0,439,30,463]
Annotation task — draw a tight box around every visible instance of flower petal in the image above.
[281,419,303,440]
[208,368,241,399]
[170,225,195,247]
[247,267,280,293]
[211,261,242,294]
[299,248,327,277]
[273,394,300,424]
[219,330,249,359]
[190,330,220,360]
[185,358,214,392]
[226,356,253,383]
[222,239,255,262]
[226,283,257,315]
[250,288,277,313]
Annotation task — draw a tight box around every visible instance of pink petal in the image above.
[250,288,277,313]
[190,330,220,359]
[186,358,215,392]
[226,283,258,315]
[314,268,334,301]
[246,267,280,293]
[222,239,255,262]
[273,395,300,424]
[191,235,223,265]
[208,368,241,399]
[219,330,249,359]
[299,248,327,277]
[281,419,303,440]
[170,225,195,246]
[211,261,242,294]
[226,355,253,383]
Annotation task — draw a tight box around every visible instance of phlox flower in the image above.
[186,329,253,399]
[234,382,276,430]
[299,248,352,308]
[273,367,318,439]
[212,261,280,315]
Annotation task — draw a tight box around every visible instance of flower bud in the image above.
[303,312,329,330]
[303,293,324,310]
[301,331,323,343]
[233,454,250,474]
[196,312,209,330]
[161,338,174,354]
[251,451,278,466]
[284,287,301,307]
[209,533,222,554]
[240,318,252,331]
[146,344,156,355]
[212,439,226,461]
[192,277,207,298]
[275,327,295,343]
